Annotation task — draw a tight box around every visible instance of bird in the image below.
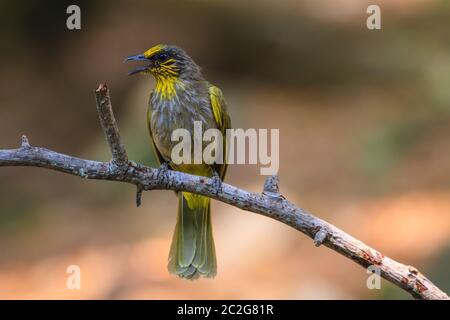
[125,44,231,279]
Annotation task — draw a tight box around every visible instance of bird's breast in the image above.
[149,86,216,162]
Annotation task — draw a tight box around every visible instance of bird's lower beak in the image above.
[124,54,152,75]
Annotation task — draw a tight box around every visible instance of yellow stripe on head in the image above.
[143,44,166,59]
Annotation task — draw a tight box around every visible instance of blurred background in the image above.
[0,0,449,299]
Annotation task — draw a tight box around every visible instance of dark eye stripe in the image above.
[156,53,169,62]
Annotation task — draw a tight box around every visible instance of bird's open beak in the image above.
[124,54,152,75]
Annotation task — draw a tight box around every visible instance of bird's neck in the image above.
[153,68,205,100]
[153,74,185,100]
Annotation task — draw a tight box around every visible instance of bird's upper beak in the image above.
[124,54,152,75]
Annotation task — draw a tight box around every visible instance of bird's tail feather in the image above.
[168,192,216,279]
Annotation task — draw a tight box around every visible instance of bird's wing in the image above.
[208,85,231,180]
[146,106,165,167]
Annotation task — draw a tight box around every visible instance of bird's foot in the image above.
[210,171,223,195]
[156,162,170,181]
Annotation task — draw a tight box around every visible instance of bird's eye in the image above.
[156,53,169,62]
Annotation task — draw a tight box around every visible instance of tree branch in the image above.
[94,83,128,168]
[0,84,448,300]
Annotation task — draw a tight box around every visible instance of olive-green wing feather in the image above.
[146,106,165,167]
[208,85,231,180]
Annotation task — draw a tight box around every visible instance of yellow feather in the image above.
[209,85,231,179]
[143,44,166,58]
[154,74,179,99]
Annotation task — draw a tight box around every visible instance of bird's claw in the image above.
[210,172,223,195]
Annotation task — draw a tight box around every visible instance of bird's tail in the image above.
[168,192,217,279]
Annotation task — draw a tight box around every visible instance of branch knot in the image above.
[20,135,31,148]
[263,174,284,199]
[314,228,328,247]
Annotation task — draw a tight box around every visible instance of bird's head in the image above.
[124,44,202,80]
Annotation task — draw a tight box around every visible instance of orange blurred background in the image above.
[0,0,449,299]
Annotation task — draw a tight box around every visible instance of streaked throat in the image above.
[153,59,183,100]
[154,74,181,100]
